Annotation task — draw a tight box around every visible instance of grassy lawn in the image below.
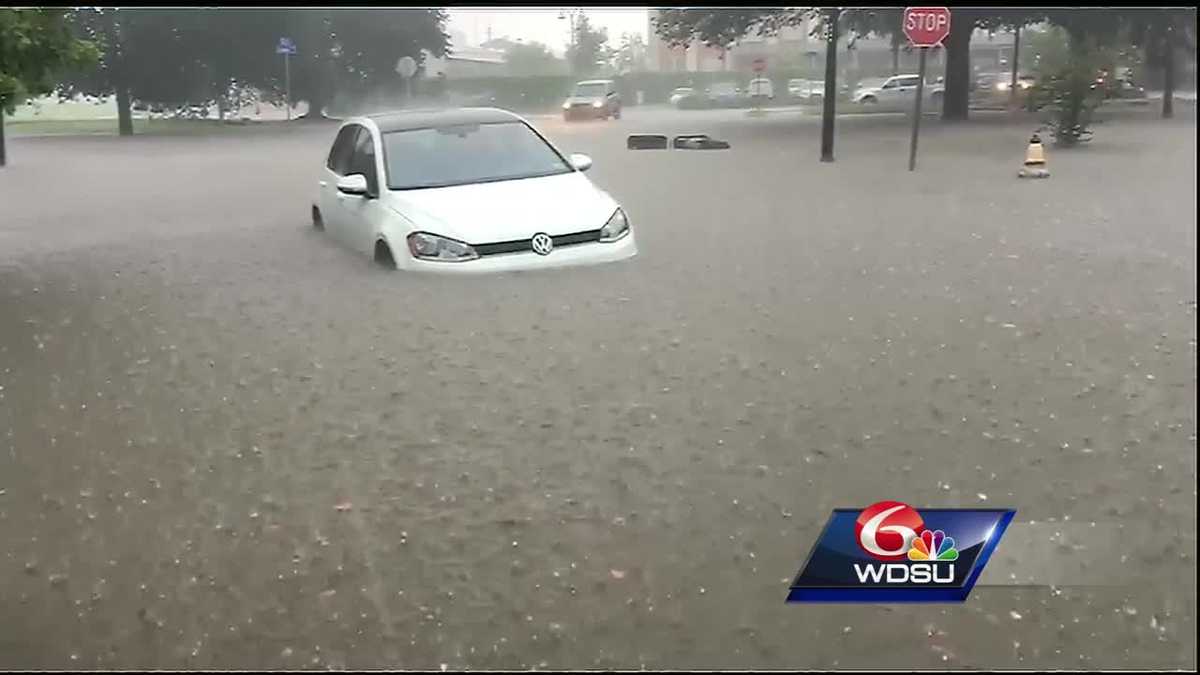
[3,117,302,138]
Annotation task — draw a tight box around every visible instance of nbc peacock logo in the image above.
[787,499,1016,603]
[906,529,959,562]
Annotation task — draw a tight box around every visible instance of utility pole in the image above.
[560,9,580,74]
[285,51,291,121]
[1009,25,1021,112]
[820,8,839,163]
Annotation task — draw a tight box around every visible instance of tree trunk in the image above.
[115,87,134,136]
[303,85,328,122]
[1162,34,1174,119]
[1,105,7,167]
[942,17,972,121]
[891,35,900,75]
[1009,25,1021,112]
[104,11,134,136]
[820,8,838,163]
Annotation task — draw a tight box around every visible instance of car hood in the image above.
[385,171,618,244]
[564,96,604,105]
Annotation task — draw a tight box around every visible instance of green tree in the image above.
[1,8,97,165]
[654,8,1050,120]
[55,9,448,130]
[175,9,286,120]
[1126,8,1197,118]
[615,32,646,74]
[59,8,210,135]
[502,41,565,76]
[1031,10,1126,146]
[278,9,448,118]
[567,13,610,76]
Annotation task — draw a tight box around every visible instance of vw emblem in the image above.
[531,232,554,256]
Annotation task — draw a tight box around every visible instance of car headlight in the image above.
[562,102,571,110]
[406,232,479,262]
[592,100,603,108]
[997,81,1009,91]
[599,208,630,243]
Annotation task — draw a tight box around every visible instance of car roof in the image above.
[365,107,522,133]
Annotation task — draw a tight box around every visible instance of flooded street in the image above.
[1,108,1195,669]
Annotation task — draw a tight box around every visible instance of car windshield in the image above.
[858,78,888,89]
[573,83,608,97]
[382,121,572,190]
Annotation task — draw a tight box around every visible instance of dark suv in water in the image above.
[562,80,622,121]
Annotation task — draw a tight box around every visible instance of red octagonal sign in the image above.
[903,6,951,48]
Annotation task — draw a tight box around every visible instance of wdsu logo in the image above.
[787,500,1015,603]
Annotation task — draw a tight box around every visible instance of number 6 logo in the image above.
[855,500,926,561]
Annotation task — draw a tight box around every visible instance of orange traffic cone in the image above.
[1018,133,1050,178]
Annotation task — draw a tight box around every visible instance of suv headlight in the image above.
[592,100,604,108]
[599,208,630,242]
[407,232,479,262]
[562,102,571,109]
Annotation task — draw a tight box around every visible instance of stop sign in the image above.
[903,7,951,47]
[752,57,766,73]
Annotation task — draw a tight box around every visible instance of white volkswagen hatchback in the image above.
[312,108,636,273]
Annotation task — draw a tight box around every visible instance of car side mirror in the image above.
[337,174,369,196]
[569,153,593,172]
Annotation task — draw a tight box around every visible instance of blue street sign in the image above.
[276,37,296,55]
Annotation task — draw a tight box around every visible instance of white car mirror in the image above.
[569,153,593,172]
[337,174,369,195]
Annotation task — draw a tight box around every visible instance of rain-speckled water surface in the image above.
[1,105,1195,669]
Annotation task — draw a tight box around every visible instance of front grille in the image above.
[474,229,602,257]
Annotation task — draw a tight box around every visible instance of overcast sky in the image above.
[446,8,650,55]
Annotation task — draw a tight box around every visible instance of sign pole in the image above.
[819,7,838,163]
[901,7,950,171]
[908,47,927,171]
[285,51,291,121]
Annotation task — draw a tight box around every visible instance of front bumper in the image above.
[563,106,607,119]
[395,231,637,275]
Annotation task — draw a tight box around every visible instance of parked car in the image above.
[747,77,775,102]
[313,108,636,274]
[706,82,747,108]
[787,78,824,103]
[562,79,621,121]
[852,74,944,109]
[972,72,1036,105]
[1093,71,1147,100]
[669,87,707,109]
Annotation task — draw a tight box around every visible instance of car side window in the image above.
[327,125,359,176]
[349,127,379,195]
[882,80,898,89]
[901,77,920,88]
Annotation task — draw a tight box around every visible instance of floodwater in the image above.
[1,107,1195,669]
